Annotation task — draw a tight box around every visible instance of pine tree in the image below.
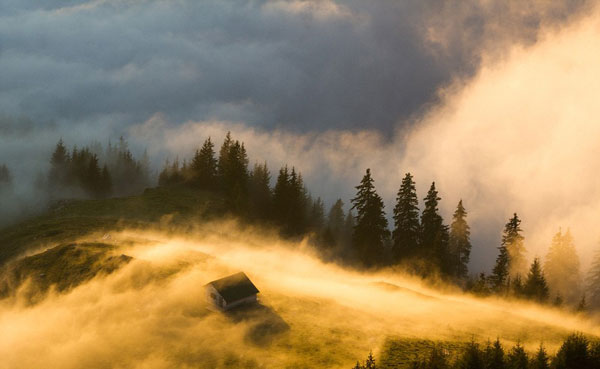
[544,229,581,304]
[449,200,472,279]
[328,199,345,239]
[351,169,389,267]
[191,137,218,190]
[491,243,510,293]
[365,351,377,369]
[587,247,600,309]
[248,162,272,220]
[491,214,526,292]
[512,274,524,297]
[483,338,506,369]
[551,333,589,369]
[48,139,70,193]
[507,343,528,369]
[530,345,549,369]
[273,166,290,224]
[420,182,450,275]
[523,258,549,303]
[309,197,325,231]
[503,213,527,277]
[456,340,484,369]
[392,173,420,261]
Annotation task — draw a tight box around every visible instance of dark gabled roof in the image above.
[206,272,259,303]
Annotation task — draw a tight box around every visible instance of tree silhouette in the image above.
[392,173,420,262]
[530,344,549,369]
[191,137,218,191]
[420,182,450,275]
[449,200,472,279]
[503,213,527,277]
[586,246,600,309]
[523,258,549,303]
[248,162,272,221]
[351,169,389,267]
[544,229,581,304]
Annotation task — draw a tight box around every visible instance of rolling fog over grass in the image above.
[0,223,598,369]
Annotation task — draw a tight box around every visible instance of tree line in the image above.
[353,333,600,369]
[40,132,600,310]
[47,137,151,199]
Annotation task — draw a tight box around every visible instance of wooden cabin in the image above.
[204,272,260,311]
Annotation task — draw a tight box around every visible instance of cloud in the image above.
[0,225,597,368]
[126,2,600,274]
[0,0,589,132]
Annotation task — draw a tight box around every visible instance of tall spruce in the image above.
[503,213,527,277]
[392,173,420,261]
[587,246,600,309]
[544,229,581,304]
[248,162,272,220]
[449,200,472,279]
[491,242,510,292]
[523,258,549,303]
[328,199,346,239]
[531,345,550,369]
[506,343,528,369]
[483,338,506,369]
[351,169,389,267]
[191,137,218,190]
[420,182,450,274]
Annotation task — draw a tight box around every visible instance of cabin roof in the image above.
[206,272,259,303]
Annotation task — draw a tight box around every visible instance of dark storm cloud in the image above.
[0,0,589,133]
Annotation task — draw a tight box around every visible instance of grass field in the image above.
[0,188,598,368]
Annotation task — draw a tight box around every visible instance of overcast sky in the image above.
[1,0,597,271]
[0,0,588,133]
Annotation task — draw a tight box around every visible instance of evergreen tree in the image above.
[48,139,70,193]
[365,351,377,369]
[309,197,326,231]
[523,258,549,303]
[551,333,589,369]
[449,200,472,279]
[503,213,527,277]
[392,173,420,261]
[191,137,218,190]
[248,162,272,220]
[328,199,346,240]
[512,274,524,297]
[483,338,506,369]
[544,229,581,304]
[491,242,510,293]
[586,247,600,309]
[351,169,389,267]
[456,340,484,369]
[506,343,528,369]
[271,166,308,235]
[420,182,450,274]
[472,272,491,296]
[530,345,549,369]
[272,166,290,224]
[217,133,249,212]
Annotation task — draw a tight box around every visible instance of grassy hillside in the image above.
[0,187,598,369]
[0,186,225,266]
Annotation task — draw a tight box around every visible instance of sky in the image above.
[1,0,600,272]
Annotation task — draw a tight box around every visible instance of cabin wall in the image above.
[223,294,257,311]
[205,285,225,311]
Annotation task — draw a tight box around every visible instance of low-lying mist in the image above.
[1,222,597,369]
